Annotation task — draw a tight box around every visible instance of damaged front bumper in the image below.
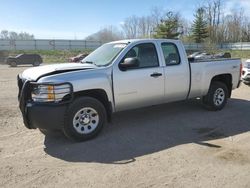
[17,75,73,130]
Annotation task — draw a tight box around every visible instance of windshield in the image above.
[82,43,127,66]
[16,54,24,58]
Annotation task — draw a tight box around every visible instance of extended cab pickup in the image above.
[17,39,242,141]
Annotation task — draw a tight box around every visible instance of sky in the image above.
[0,0,249,39]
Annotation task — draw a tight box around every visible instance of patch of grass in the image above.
[228,50,250,59]
[6,49,93,63]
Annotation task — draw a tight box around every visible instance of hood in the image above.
[21,63,97,81]
[6,57,16,61]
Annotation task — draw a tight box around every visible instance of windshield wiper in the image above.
[82,61,98,66]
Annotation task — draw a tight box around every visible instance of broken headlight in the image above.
[32,83,72,103]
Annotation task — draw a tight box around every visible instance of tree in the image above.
[0,30,35,40]
[0,30,9,39]
[85,26,123,42]
[122,15,157,39]
[150,6,164,27]
[18,32,35,40]
[153,11,182,39]
[121,15,139,38]
[9,31,19,40]
[121,7,181,39]
[192,8,208,43]
[205,0,222,43]
[242,20,250,42]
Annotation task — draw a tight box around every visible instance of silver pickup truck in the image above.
[17,39,242,141]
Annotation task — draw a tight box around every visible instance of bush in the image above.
[0,51,9,64]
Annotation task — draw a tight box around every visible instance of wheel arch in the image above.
[74,89,112,122]
[210,74,232,98]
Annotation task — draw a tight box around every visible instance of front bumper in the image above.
[26,102,67,130]
[17,75,72,130]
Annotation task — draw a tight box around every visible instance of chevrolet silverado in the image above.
[17,39,242,141]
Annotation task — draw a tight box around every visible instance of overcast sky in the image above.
[0,0,249,39]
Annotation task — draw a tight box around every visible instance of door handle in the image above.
[150,72,162,78]
[232,65,238,69]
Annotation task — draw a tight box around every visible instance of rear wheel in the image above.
[63,97,107,141]
[202,81,229,111]
[33,61,40,66]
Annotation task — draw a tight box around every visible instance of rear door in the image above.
[19,54,30,64]
[113,42,164,111]
[159,42,190,102]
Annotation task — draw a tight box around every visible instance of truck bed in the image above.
[188,58,241,98]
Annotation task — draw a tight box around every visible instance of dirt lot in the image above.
[0,64,250,188]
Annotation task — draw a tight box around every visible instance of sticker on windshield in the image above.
[113,44,127,48]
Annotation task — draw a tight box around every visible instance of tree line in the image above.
[1,0,249,44]
[86,0,250,44]
[190,0,250,43]
[0,30,34,40]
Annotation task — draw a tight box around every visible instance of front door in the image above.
[113,43,164,111]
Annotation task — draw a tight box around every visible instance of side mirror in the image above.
[119,57,139,71]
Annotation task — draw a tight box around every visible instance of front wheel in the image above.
[202,81,229,111]
[10,61,17,67]
[63,97,107,141]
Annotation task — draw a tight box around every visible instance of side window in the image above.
[124,43,159,68]
[161,43,181,65]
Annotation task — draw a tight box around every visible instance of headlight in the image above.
[244,62,250,69]
[32,83,72,103]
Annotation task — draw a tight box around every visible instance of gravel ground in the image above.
[0,64,250,188]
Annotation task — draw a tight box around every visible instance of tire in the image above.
[202,81,229,111]
[10,61,17,67]
[33,61,40,66]
[63,97,107,141]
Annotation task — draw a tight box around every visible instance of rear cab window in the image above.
[161,43,181,66]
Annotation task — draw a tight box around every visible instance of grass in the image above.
[228,50,250,59]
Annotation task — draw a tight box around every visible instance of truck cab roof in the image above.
[108,38,181,44]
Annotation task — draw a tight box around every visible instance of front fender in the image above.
[37,68,114,110]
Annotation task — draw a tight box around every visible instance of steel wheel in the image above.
[213,88,225,106]
[63,96,107,141]
[73,107,99,134]
[202,81,228,111]
[10,61,17,67]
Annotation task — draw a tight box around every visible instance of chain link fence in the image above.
[1,39,250,51]
[1,39,250,63]
[0,39,102,50]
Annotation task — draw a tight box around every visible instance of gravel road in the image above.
[0,64,250,188]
